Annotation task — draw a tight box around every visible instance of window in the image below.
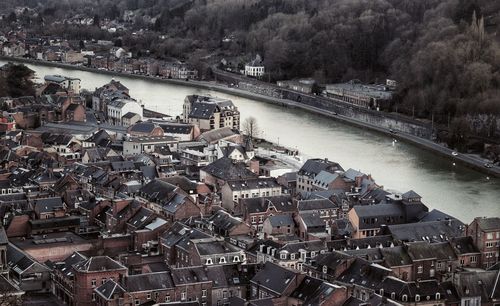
[487,233,494,239]
[147,293,151,299]
[311,251,316,257]
[251,216,256,223]
[92,293,96,301]
[135,300,140,305]
[181,292,186,301]
[101,278,106,285]
[323,266,328,273]
[233,256,240,262]
[437,262,443,270]
[460,259,465,265]
[291,254,295,260]
[415,294,420,302]
[402,295,408,302]
[280,253,287,260]
[206,258,213,265]
[223,291,228,298]
[436,293,441,300]
[202,289,207,297]
[486,242,495,248]
[91,279,96,287]
[417,265,423,274]
[471,256,478,263]
[165,295,170,302]
[219,257,226,264]
[391,292,396,300]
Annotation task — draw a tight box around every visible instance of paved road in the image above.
[6,56,499,177]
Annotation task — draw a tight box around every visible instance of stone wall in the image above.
[215,70,433,139]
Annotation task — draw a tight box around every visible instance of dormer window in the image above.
[415,295,420,302]
[402,295,408,302]
[219,257,226,264]
[280,253,287,260]
[233,256,240,262]
[205,258,213,265]
[436,293,441,300]
[322,266,327,273]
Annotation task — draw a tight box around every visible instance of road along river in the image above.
[3,59,499,222]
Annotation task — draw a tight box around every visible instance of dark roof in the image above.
[298,159,344,178]
[251,262,297,295]
[73,256,126,272]
[401,190,421,200]
[387,220,465,243]
[125,272,174,292]
[241,195,295,214]
[201,157,257,181]
[226,177,280,191]
[475,217,500,231]
[158,122,193,134]
[290,276,342,305]
[170,266,210,285]
[267,215,295,227]
[337,258,392,289]
[208,210,245,232]
[33,197,64,214]
[406,241,457,261]
[189,102,218,119]
[129,122,160,133]
[450,236,480,255]
[298,198,336,211]
[122,112,140,119]
[0,227,8,245]
[195,240,239,256]
[95,279,126,300]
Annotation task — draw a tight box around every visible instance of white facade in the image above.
[244,64,265,77]
[123,136,177,155]
[107,99,143,125]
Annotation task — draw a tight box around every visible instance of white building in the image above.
[123,136,177,156]
[44,75,81,94]
[244,58,265,78]
[107,98,143,125]
[221,177,282,213]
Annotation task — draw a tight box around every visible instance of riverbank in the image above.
[2,55,499,178]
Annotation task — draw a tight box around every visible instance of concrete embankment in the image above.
[2,56,499,178]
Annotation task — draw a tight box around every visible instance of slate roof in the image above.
[122,112,139,119]
[251,262,297,295]
[189,101,218,119]
[387,220,465,243]
[299,211,325,229]
[129,122,160,133]
[0,227,8,245]
[352,204,404,218]
[95,279,126,300]
[402,190,421,200]
[227,177,280,191]
[337,258,392,289]
[475,217,500,231]
[298,159,343,178]
[406,241,457,261]
[241,195,295,214]
[33,197,64,214]
[198,127,238,143]
[125,272,174,292]
[73,256,126,272]
[159,122,193,134]
[170,266,210,285]
[208,210,245,232]
[454,270,498,300]
[450,236,480,255]
[312,170,339,188]
[267,215,295,227]
[195,240,239,255]
[298,198,336,211]
[380,246,412,267]
[201,157,257,181]
[290,276,341,305]
[314,251,352,271]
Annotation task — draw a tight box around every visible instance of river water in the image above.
[3,60,499,222]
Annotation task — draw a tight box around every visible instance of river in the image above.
[3,60,499,222]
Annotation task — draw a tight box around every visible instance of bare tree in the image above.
[242,116,260,140]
